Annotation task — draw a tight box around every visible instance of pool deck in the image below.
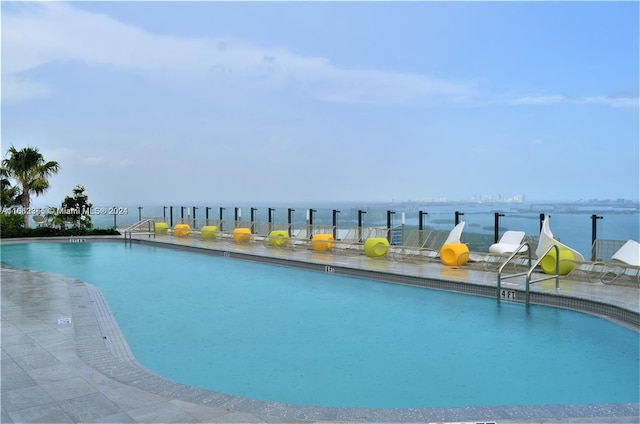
[1,235,638,424]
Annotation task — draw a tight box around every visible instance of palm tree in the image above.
[1,167,21,207]
[2,146,60,228]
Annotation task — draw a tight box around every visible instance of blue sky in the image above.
[2,1,638,206]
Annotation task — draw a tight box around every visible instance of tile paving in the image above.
[1,235,638,423]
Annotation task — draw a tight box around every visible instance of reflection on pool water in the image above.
[2,241,638,408]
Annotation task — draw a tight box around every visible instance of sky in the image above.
[2,1,638,207]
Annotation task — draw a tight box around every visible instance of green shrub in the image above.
[0,222,120,238]
[1,212,23,229]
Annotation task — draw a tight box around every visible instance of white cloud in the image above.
[1,75,51,102]
[1,2,473,106]
[580,95,639,108]
[3,2,216,75]
[310,67,473,106]
[509,95,566,105]
[46,147,130,169]
[509,94,638,108]
[48,147,79,162]
[3,3,633,110]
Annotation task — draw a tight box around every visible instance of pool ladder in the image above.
[497,243,560,306]
[124,218,156,244]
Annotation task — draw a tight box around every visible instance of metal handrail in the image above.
[525,244,561,305]
[124,218,156,244]
[123,218,154,232]
[496,243,563,306]
[496,242,532,302]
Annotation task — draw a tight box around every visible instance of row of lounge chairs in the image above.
[469,217,639,286]
[155,217,639,287]
[158,218,465,259]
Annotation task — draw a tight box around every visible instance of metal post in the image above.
[591,214,603,261]
[308,209,316,239]
[455,211,464,226]
[418,211,428,231]
[288,208,295,236]
[308,209,316,226]
[267,207,274,233]
[205,207,211,220]
[192,207,197,229]
[169,206,173,227]
[113,207,117,229]
[219,207,225,231]
[417,211,428,247]
[494,212,505,243]
[358,209,367,242]
[386,210,395,243]
[181,207,185,221]
[332,209,340,240]
[251,207,257,233]
[163,206,167,220]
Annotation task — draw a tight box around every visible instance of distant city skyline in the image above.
[392,195,638,204]
[2,2,638,206]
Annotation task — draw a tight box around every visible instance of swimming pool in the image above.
[1,240,638,409]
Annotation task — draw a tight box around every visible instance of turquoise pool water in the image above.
[2,241,638,408]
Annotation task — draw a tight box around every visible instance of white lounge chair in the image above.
[390,230,432,261]
[392,222,465,262]
[444,221,465,245]
[535,217,584,261]
[566,244,639,287]
[611,239,640,267]
[534,216,585,275]
[489,230,527,255]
